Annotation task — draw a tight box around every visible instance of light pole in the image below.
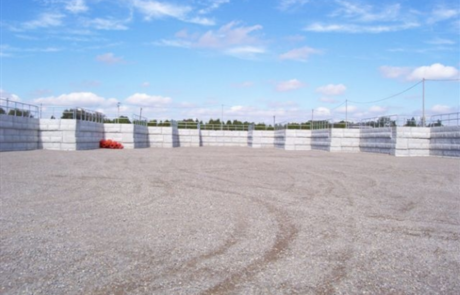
[422,78,425,126]
[117,102,121,123]
[311,109,314,130]
[345,99,348,128]
[221,104,224,131]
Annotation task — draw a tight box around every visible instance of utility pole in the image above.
[345,99,348,128]
[311,109,314,130]
[117,102,120,123]
[140,107,143,122]
[422,78,425,126]
[221,104,224,131]
[273,115,275,127]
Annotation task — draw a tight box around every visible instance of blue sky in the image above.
[1,0,459,123]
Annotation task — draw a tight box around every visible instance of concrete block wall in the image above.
[0,114,39,151]
[329,129,360,152]
[311,130,331,151]
[178,129,200,147]
[249,130,275,148]
[148,127,179,148]
[275,129,312,151]
[103,124,149,149]
[391,127,430,157]
[429,126,460,157]
[39,119,104,151]
[359,128,393,155]
[200,130,249,147]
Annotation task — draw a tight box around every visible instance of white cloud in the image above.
[368,106,387,113]
[379,66,412,79]
[319,97,338,104]
[314,107,331,117]
[430,104,455,114]
[275,79,306,92]
[198,0,230,14]
[34,92,112,107]
[332,1,401,22]
[224,46,265,59]
[428,7,460,24]
[407,63,460,81]
[233,81,254,88]
[196,21,263,49]
[66,0,88,14]
[158,21,265,58]
[381,64,460,81]
[84,17,130,30]
[278,0,309,11]
[304,22,419,33]
[316,84,346,96]
[133,0,191,20]
[125,93,172,106]
[96,53,124,65]
[23,13,65,30]
[426,38,455,45]
[0,89,21,101]
[279,46,321,62]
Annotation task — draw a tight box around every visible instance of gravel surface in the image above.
[1,147,459,294]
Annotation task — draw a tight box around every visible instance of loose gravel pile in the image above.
[1,148,459,294]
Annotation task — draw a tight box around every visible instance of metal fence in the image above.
[358,115,426,129]
[0,98,39,118]
[40,106,106,123]
[131,114,148,126]
[429,112,459,127]
[274,120,334,130]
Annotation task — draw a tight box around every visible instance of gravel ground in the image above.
[1,147,459,295]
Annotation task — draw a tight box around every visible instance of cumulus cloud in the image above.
[125,93,172,106]
[34,92,117,107]
[279,46,321,62]
[380,63,460,81]
[0,89,21,101]
[316,84,346,96]
[275,79,306,92]
[407,63,460,81]
[96,52,124,64]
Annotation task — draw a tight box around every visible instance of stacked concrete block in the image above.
[429,126,460,157]
[200,130,249,147]
[275,129,313,151]
[274,129,286,149]
[311,130,331,151]
[148,127,179,148]
[0,114,39,151]
[178,129,200,147]
[329,129,360,152]
[391,127,430,157]
[104,124,149,149]
[359,128,393,154]
[39,119,104,151]
[249,130,275,148]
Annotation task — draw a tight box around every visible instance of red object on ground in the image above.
[100,139,124,149]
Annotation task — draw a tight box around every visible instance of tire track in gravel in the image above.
[195,186,299,295]
[91,182,251,294]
